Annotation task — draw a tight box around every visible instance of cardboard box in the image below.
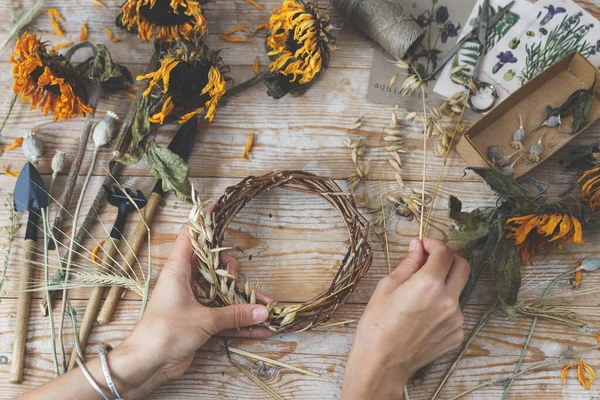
[456,52,600,179]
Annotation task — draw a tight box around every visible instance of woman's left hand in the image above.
[113,222,273,398]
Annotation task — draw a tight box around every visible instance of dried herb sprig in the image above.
[189,171,372,332]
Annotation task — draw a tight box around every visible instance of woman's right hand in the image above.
[342,238,470,400]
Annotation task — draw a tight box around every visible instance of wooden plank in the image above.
[0,349,598,399]
[0,176,599,306]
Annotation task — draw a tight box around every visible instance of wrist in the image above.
[104,340,165,399]
[342,353,408,399]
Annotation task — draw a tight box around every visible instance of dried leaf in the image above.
[147,142,192,202]
[470,168,530,198]
[491,216,521,319]
[571,92,593,133]
[447,196,494,242]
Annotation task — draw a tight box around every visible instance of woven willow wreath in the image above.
[189,170,372,332]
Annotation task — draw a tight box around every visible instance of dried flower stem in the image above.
[0,194,17,301]
[224,344,319,377]
[423,94,467,237]
[0,0,44,52]
[449,345,600,400]
[502,268,580,398]
[230,360,285,400]
[418,79,427,240]
[0,93,17,137]
[430,301,498,400]
[222,71,268,101]
[41,207,59,375]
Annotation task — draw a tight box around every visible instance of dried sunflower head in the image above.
[137,39,229,124]
[117,0,207,42]
[504,212,584,264]
[579,166,600,211]
[9,32,92,121]
[265,0,336,98]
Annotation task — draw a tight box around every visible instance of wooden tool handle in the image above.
[67,238,120,371]
[97,192,162,325]
[10,239,36,383]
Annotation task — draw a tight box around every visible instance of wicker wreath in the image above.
[189,170,373,332]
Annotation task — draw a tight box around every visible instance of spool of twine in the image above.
[332,0,425,59]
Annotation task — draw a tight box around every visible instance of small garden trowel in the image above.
[10,162,48,383]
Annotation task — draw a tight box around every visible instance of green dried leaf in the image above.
[448,196,494,241]
[490,215,521,320]
[147,142,192,202]
[571,92,593,133]
[132,96,151,149]
[470,168,530,198]
[75,49,132,92]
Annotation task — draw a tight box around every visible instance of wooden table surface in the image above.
[1,0,600,398]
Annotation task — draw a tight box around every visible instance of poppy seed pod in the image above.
[92,110,118,148]
[22,132,44,163]
[51,150,66,174]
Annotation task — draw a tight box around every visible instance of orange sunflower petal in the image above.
[100,26,120,42]
[577,358,596,390]
[246,0,263,9]
[254,56,260,74]
[575,270,582,289]
[561,364,573,385]
[80,22,88,41]
[242,134,254,160]
[3,167,19,178]
[50,15,65,36]
[47,8,65,22]
[3,137,24,152]
[53,42,73,51]
[91,239,106,264]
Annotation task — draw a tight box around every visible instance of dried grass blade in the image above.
[227,346,320,377]
[231,360,285,400]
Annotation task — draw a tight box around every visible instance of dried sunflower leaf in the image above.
[470,168,530,198]
[147,141,192,202]
[447,196,494,242]
[491,216,521,320]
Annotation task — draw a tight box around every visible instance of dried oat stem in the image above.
[449,345,600,400]
[418,79,427,240]
[430,301,498,400]
[230,359,285,400]
[190,171,372,332]
[0,0,44,52]
[0,93,18,137]
[0,194,18,300]
[40,207,59,375]
[223,344,319,377]
[502,268,583,398]
[423,93,467,237]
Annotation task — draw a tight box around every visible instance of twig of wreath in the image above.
[189,170,373,333]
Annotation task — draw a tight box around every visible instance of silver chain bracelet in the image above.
[99,342,124,400]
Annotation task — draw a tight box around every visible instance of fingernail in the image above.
[252,306,268,322]
[409,238,419,251]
